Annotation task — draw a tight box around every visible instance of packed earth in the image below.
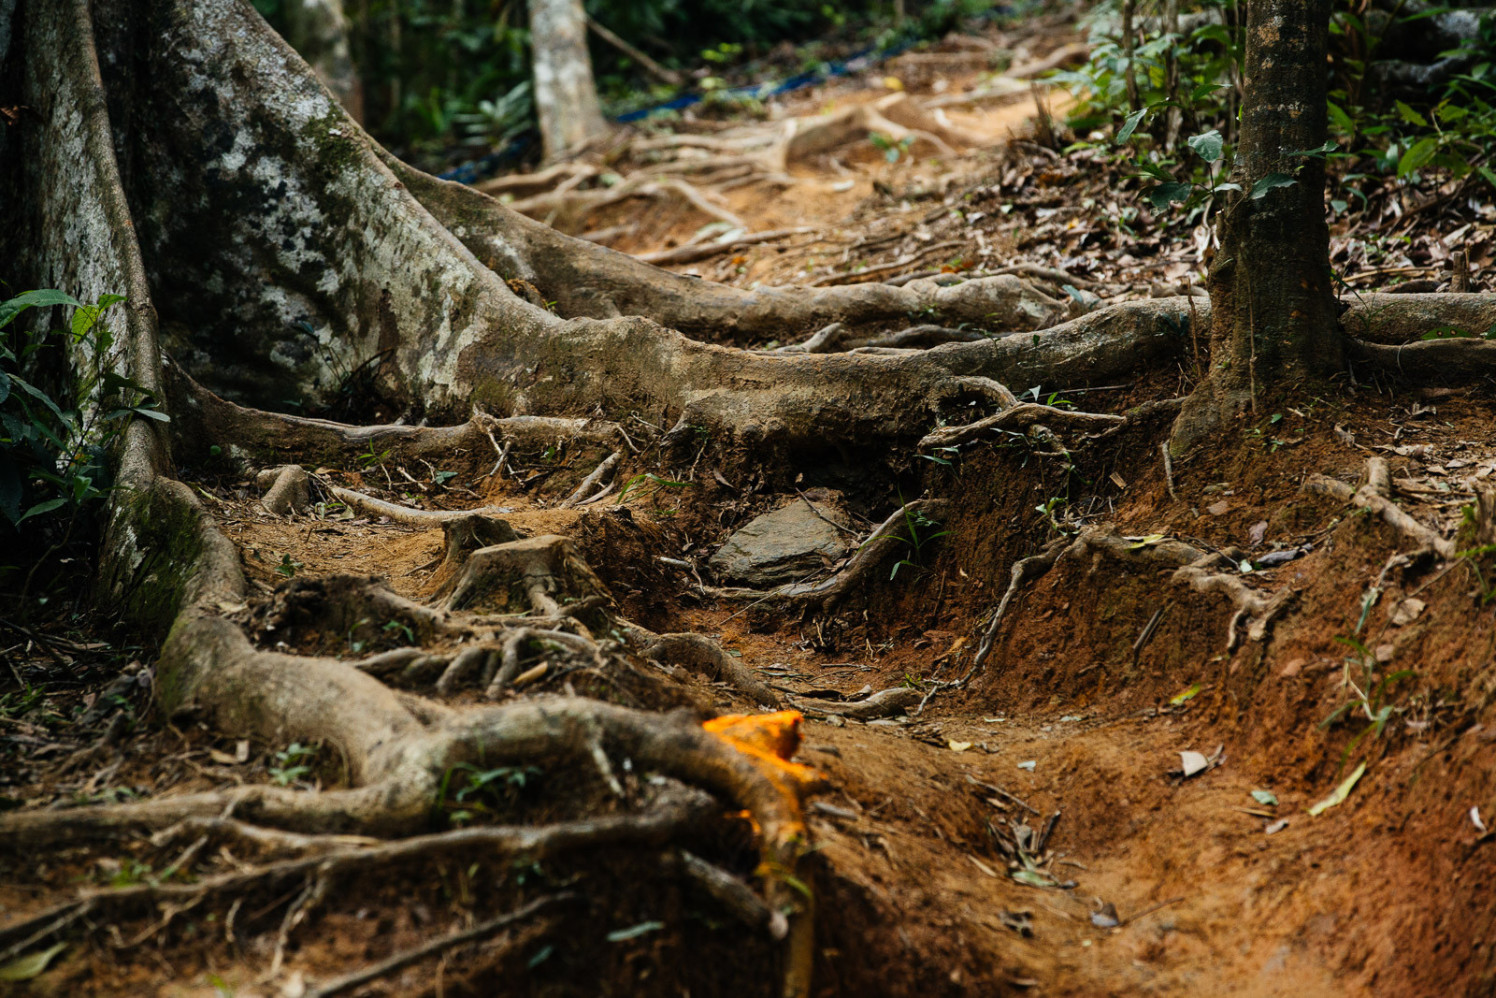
[4,1,1496,996]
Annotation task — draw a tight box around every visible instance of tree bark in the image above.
[1171,0,1340,454]
[529,0,610,161]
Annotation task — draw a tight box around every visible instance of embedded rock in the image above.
[710,501,852,587]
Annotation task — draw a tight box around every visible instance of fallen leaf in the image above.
[606,920,665,943]
[1255,547,1307,567]
[0,943,66,982]
[1169,684,1201,706]
[1390,597,1426,626]
[1009,868,1057,888]
[1307,761,1367,816]
[1248,521,1268,547]
[1178,750,1209,778]
[948,740,973,753]
[1207,500,1230,516]
[1251,789,1279,807]
[1090,902,1120,928]
[513,661,549,686]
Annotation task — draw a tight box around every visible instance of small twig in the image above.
[795,489,858,537]
[1132,608,1166,668]
[965,774,1040,815]
[1033,810,1062,854]
[305,893,572,998]
[1119,895,1187,926]
[585,16,681,86]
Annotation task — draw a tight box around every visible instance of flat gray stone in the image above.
[709,500,852,587]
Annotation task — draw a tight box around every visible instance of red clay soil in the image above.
[6,25,1496,997]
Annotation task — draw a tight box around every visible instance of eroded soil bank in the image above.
[6,380,1496,997]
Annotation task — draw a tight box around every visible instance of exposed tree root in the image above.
[773,321,993,354]
[920,402,1127,451]
[559,450,621,507]
[509,173,747,233]
[1351,337,1496,381]
[258,465,312,516]
[15,3,1496,995]
[643,633,782,707]
[169,363,634,469]
[968,525,1299,677]
[329,487,515,524]
[1304,457,1457,559]
[637,227,815,266]
[967,537,1070,678]
[1,795,711,961]
[490,91,985,239]
[797,686,924,720]
[1338,293,1496,345]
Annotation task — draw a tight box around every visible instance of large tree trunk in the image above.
[1171,0,1340,453]
[528,0,610,161]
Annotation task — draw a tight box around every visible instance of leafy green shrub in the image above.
[0,289,165,532]
[1058,0,1496,216]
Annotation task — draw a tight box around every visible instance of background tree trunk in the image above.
[529,0,610,161]
[1172,0,1340,453]
[283,0,363,123]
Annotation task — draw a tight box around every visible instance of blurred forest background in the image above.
[251,0,1004,171]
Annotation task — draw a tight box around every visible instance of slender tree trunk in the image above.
[1171,0,1340,453]
[529,0,610,161]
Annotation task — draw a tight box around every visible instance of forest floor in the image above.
[5,9,1496,998]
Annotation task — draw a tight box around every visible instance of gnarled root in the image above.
[1,794,711,962]
[257,465,311,515]
[796,686,924,721]
[921,402,1127,452]
[1304,457,1456,559]
[168,363,634,472]
[968,526,1299,676]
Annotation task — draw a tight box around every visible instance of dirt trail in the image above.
[133,99,1496,988]
[513,41,1496,995]
[6,17,1496,998]
[160,374,1496,998]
